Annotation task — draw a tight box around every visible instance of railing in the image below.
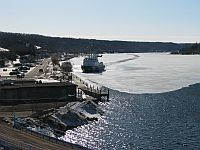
[70,73,108,94]
[0,131,43,150]
[69,73,109,101]
[14,122,88,150]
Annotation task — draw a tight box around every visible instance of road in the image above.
[26,58,51,79]
[0,58,85,150]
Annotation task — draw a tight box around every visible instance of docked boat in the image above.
[81,54,105,73]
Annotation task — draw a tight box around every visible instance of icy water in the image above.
[62,53,200,149]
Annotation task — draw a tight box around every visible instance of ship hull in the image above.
[81,65,105,73]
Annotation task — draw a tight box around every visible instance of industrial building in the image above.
[0,81,77,106]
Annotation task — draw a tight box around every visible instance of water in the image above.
[62,53,200,149]
[71,53,200,93]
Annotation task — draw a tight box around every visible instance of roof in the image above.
[0,82,77,90]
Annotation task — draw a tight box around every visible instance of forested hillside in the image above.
[0,31,190,55]
[179,43,200,54]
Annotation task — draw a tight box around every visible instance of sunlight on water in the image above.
[65,53,200,149]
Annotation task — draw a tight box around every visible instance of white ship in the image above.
[81,54,105,73]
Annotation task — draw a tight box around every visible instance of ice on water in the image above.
[71,53,200,94]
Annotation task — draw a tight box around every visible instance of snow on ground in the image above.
[12,59,20,64]
[0,47,10,52]
[35,79,59,83]
[0,65,35,77]
[0,67,15,76]
[0,59,22,76]
[35,45,41,50]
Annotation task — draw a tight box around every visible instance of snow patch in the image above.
[0,47,10,52]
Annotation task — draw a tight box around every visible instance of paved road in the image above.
[0,58,51,80]
[26,58,51,79]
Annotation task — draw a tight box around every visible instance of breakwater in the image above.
[70,73,109,102]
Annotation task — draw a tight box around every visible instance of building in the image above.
[0,81,77,106]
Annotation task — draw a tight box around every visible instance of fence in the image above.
[70,73,109,95]
[14,121,89,150]
[0,131,43,150]
[70,73,92,87]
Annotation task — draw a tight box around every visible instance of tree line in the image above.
[0,31,190,56]
[179,43,200,54]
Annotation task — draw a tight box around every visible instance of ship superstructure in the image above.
[81,54,105,73]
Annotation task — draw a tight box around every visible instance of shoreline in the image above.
[0,72,106,149]
[1,52,200,149]
[0,55,102,149]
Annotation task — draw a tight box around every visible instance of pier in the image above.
[78,85,109,102]
[69,73,109,102]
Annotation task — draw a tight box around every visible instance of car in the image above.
[13,63,22,67]
[17,72,25,78]
[12,68,19,72]
[19,66,30,71]
[9,71,18,75]
[3,68,7,71]
[39,68,43,73]
[20,70,28,73]
[25,63,35,67]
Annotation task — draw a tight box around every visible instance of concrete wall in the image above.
[0,82,77,105]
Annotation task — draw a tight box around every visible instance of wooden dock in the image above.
[78,85,109,102]
[69,73,109,102]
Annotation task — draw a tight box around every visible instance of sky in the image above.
[0,0,200,43]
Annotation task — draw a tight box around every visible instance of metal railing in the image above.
[70,73,108,94]
[0,131,43,150]
[14,122,88,150]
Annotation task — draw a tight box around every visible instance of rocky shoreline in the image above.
[9,99,104,139]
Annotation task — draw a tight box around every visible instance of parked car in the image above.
[9,71,18,75]
[25,63,35,67]
[17,72,25,78]
[12,68,19,72]
[3,68,7,71]
[39,68,43,73]
[18,66,30,71]
[20,70,28,73]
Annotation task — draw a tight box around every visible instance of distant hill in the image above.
[179,43,200,54]
[0,31,191,55]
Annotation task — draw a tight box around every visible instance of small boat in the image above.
[81,54,105,73]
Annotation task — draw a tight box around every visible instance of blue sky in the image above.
[0,0,199,42]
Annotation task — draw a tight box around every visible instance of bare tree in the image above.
[51,56,59,66]
[61,61,72,72]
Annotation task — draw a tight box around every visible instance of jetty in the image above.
[78,85,109,101]
[69,73,109,102]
